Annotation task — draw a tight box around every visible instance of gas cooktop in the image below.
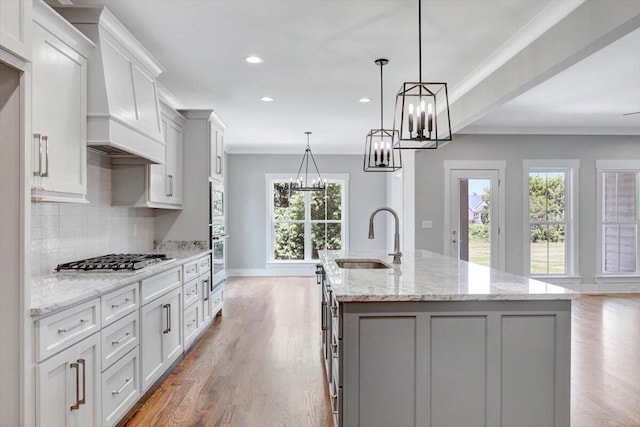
[55,253,171,272]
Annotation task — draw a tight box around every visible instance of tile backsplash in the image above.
[31,152,155,277]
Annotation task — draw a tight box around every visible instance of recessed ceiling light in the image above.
[261,96,275,102]
[359,97,372,103]
[245,55,264,64]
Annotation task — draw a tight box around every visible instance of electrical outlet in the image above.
[421,220,433,229]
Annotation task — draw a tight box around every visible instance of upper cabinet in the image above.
[154,104,185,206]
[55,6,166,164]
[0,0,31,66]
[209,112,227,182]
[31,1,95,203]
[112,101,185,209]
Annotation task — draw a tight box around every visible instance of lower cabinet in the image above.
[140,286,182,392]
[200,274,212,324]
[101,347,140,427]
[35,333,101,427]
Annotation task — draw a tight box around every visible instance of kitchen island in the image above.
[319,250,576,427]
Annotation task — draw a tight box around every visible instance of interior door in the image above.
[449,170,500,268]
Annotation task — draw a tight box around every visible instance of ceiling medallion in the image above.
[364,58,401,172]
[393,0,452,150]
[291,132,326,192]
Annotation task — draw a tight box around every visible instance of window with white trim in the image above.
[597,160,640,276]
[267,174,348,262]
[523,160,579,277]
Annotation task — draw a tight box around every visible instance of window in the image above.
[523,160,579,277]
[267,174,348,262]
[596,160,640,276]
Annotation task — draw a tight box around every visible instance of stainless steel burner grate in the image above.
[55,253,170,271]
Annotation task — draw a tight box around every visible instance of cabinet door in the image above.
[0,0,30,62]
[163,289,182,364]
[166,121,183,204]
[36,333,101,427]
[148,119,169,204]
[140,287,182,392]
[32,21,87,199]
[140,296,165,391]
[200,276,212,325]
[209,123,224,180]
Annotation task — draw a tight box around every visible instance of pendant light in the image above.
[291,131,326,192]
[363,58,402,172]
[393,0,452,149]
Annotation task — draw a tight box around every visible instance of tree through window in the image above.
[269,177,347,262]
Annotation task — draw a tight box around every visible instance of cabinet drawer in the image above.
[183,303,200,347]
[331,294,341,339]
[183,278,200,309]
[141,267,181,305]
[211,286,224,315]
[183,260,198,282]
[102,347,140,427]
[35,298,101,362]
[101,311,139,372]
[198,255,211,274]
[102,282,139,326]
[331,331,341,387]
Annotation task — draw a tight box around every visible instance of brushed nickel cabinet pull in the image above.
[112,377,131,396]
[216,156,222,175]
[111,331,130,345]
[33,134,42,176]
[41,136,49,177]
[58,318,87,334]
[69,362,80,411]
[167,303,171,332]
[111,297,131,309]
[162,304,170,334]
[77,358,86,406]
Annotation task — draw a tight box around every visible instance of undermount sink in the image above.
[335,258,393,269]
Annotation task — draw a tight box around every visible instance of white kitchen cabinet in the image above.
[140,286,182,392]
[200,274,212,325]
[35,333,101,427]
[31,1,94,203]
[101,347,140,427]
[149,103,185,207]
[0,0,31,64]
[112,101,185,209]
[209,120,225,181]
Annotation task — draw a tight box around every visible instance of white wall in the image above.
[413,134,640,284]
[30,151,155,276]
[227,154,387,271]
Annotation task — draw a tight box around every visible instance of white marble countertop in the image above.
[320,250,577,302]
[31,249,211,317]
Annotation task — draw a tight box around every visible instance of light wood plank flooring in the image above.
[125,277,640,427]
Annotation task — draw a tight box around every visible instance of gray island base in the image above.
[319,250,576,427]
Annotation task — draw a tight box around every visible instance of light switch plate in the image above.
[421,220,433,229]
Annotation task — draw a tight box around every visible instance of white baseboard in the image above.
[227,268,315,277]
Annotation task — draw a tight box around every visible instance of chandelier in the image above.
[393,0,452,149]
[364,58,402,172]
[291,131,326,192]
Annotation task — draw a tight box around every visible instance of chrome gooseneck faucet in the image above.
[368,207,402,264]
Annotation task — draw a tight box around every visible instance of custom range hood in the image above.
[56,6,166,164]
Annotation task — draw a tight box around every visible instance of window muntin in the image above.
[527,169,572,276]
[269,178,346,262]
[601,171,639,274]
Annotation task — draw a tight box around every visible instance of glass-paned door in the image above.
[449,170,500,268]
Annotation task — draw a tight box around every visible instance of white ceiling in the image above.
[464,28,640,135]
[70,0,639,153]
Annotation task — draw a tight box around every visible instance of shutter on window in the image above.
[603,172,638,273]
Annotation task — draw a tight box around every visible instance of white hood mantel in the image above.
[56,6,166,164]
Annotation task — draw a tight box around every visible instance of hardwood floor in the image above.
[126,277,639,427]
[571,294,640,427]
[125,277,333,427]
